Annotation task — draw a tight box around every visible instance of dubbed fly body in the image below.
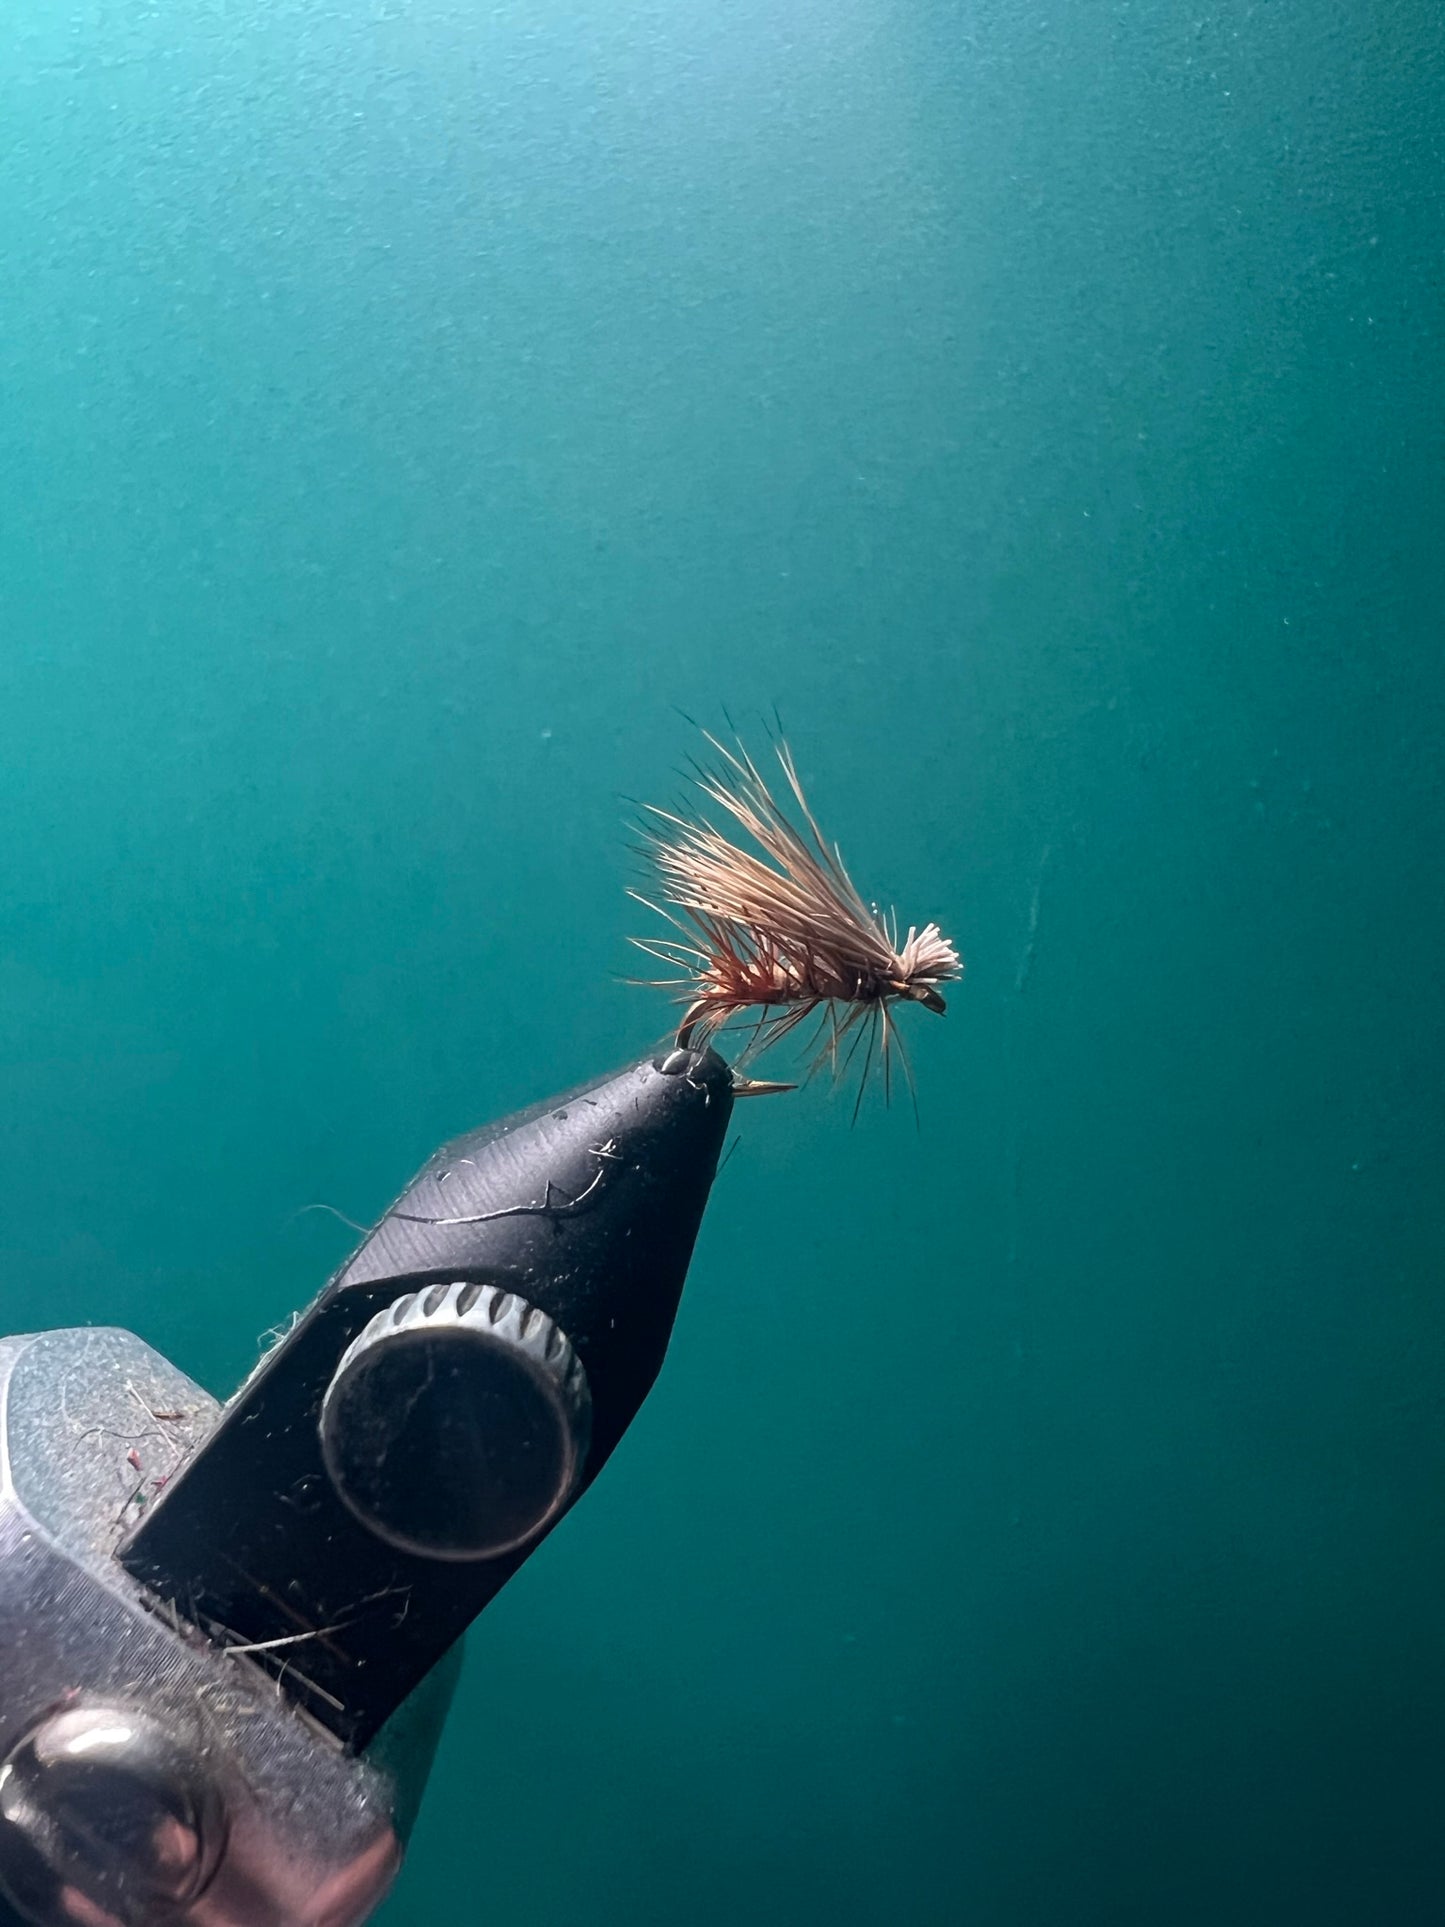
[632,732,960,1113]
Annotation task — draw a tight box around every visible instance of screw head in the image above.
[0,1703,226,1926]
[320,1281,592,1562]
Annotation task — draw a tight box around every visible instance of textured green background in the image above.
[2,4,1442,1923]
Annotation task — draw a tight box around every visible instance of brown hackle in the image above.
[630,732,961,1117]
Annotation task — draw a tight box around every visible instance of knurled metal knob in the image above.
[0,1703,226,1926]
[319,1280,592,1562]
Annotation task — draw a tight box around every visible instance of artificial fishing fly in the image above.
[631,731,961,1117]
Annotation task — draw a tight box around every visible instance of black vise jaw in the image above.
[119,1045,733,1749]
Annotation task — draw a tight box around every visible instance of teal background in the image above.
[2,3,1442,1923]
